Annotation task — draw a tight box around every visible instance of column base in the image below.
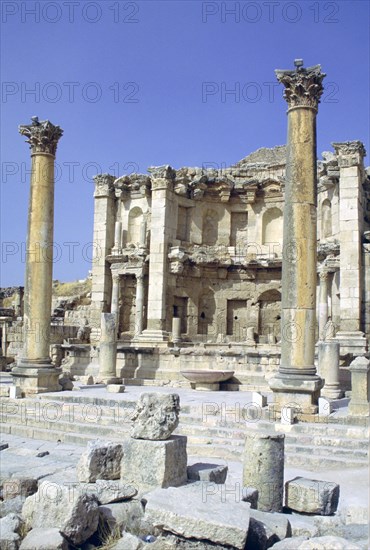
[321,385,344,399]
[269,374,324,415]
[348,400,370,417]
[11,363,62,397]
[139,329,169,342]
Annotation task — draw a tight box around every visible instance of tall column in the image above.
[142,166,175,341]
[318,270,329,340]
[134,274,144,336]
[12,118,63,395]
[111,272,121,335]
[332,141,367,355]
[269,61,325,414]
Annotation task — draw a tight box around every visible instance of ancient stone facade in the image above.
[86,139,369,388]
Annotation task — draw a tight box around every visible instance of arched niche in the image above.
[321,199,332,239]
[202,209,219,245]
[262,207,283,246]
[127,206,143,244]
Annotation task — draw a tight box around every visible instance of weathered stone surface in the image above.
[22,481,99,545]
[187,463,228,484]
[243,432,285,512]
[58,372,73,391]
[111,531,144,550]
[270,535,361,549]
[242,487,259,510]
[0,513,24,550]
[107,384,125,393]
[98,500,153,538]
[144,484,250,549]
[0,495,26,518]
[121,436,187,490]
[131,392,180,440]
[2,477,38,500]
[246,509,292,550]
[88,479,137,504]
[77,439,123,482]
[285,477,340,515]
[19,528,68,550]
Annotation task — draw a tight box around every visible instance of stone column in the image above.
[348,356,370,416]
[318,270,329,340]
[142,166,176,341]
[134,273,144,336]
[318,340,343,399]
[332,141,367,356]
[90,174,116,343]
[172,317,181,344]
[97,313,120,384]
[12,118,63,395]
[140,216,147,247]
[112,221,122,255]
[269,61,325,414]
[243,432,285,512]
[111,272,121,334]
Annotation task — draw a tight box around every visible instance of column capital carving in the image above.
[19,117,63,156]
[319,270,329,282]
[275,61,325,111]
[332,141,366,167]
[94,174,116,198]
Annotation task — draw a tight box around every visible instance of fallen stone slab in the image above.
[270,535,361,549]
[246,509,292,550]
[22,481,99,546]
[285,477,340,516]
[144,483,250,549]
[0,513,24,550]
[187,463,228,484]
[131,392,180,440]
[19,528,69,549]
[77,439,123,482]
[121,435,187,491]
[88,479,137,504]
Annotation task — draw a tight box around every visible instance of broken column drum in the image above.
[269,61,325,414]
[243,431,285,512]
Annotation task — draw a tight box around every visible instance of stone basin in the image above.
[180,370,235,391]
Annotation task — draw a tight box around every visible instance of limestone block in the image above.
[318,398,333,416]
[0,495,26,518]
[121,436,187,491]
[86,479,137,504]
[281,407,295,424]
[98,500,151,538]
[107,384,125,393]
[246,509,292,550]
[252,392,267,408]
[22,482,99,545]
[2,477,38,500]
[77,439,123,482]
[187,463,228,484]
[9,386,21,399]
[0,513,24,550]
[285,477,340,515]
[270,535,361,549]
[19,528,68,550]
[144,483,250,549]
[130,392,180,440]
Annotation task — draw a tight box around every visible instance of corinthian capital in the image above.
[332,141,366,158]
[93,174,116,197]
[275,61,326,110]
[19,117,63,156]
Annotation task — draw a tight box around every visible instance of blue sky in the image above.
[1,0,369,287]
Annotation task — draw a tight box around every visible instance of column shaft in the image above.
[135,274,144,335]
[318,271,329,340]
[111,274,121,333]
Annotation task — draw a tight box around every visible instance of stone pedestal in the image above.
[120,435,188,491]
[12,118,63,396]
[348,356,370,416]
[97,313,120,384]
[269,61,325,414]
[243,432,285,512]
[318,340,343,399]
